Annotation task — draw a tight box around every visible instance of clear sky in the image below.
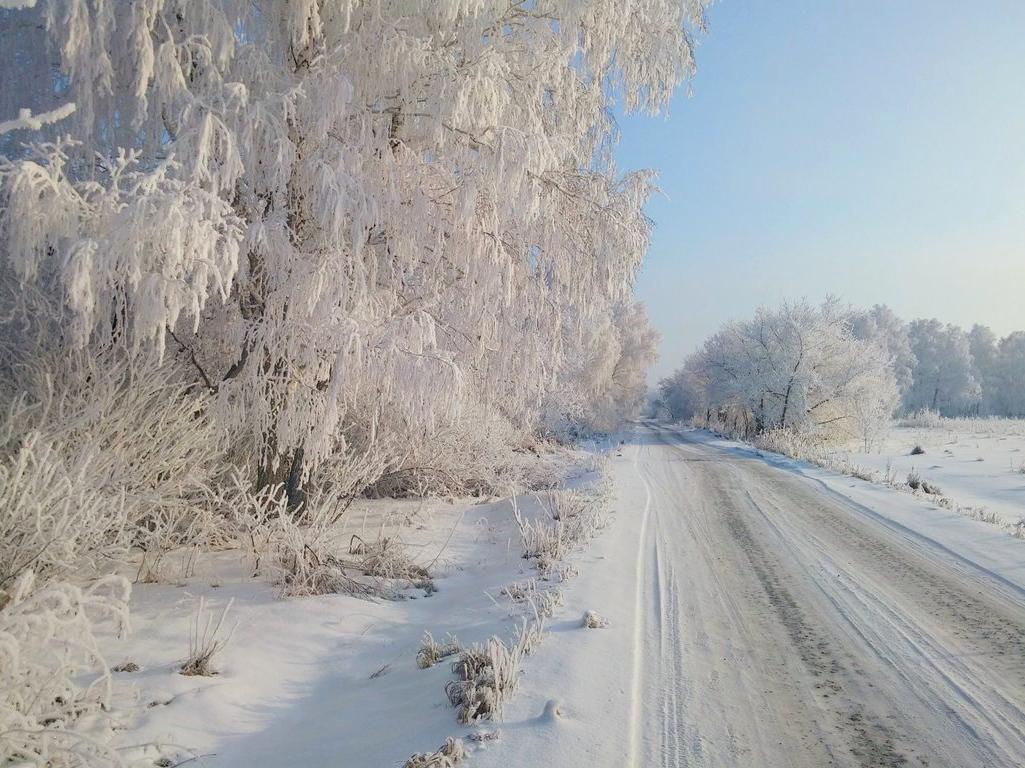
[615,0,1025,382]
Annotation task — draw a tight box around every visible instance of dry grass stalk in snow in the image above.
[416,631,462,670]
[264,504,372,599]
[501,580,563,619]
[0,570,130,767]
[445,618,545,724]
[402,737,465,768]
[352,535,435,595]
[181,597,235,676]
[513,473,613,579]
[542,489,589,521]
[582,610,609,628]
[514,505,567,565]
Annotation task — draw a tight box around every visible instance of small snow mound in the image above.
[541,699,564,723]
[582,610,609,629]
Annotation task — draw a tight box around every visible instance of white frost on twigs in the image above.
[0,103,76,135]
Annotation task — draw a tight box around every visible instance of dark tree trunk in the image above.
[257,448,307,511]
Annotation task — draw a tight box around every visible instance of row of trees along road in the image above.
[0,1,708,513]
[657,300,1025,448]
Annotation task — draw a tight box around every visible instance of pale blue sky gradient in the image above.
[615,0,1025,382]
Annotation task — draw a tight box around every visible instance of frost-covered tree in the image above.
[995,332,1025,417]
[1,0,708,503]
[544,302,659,434]
[903,320,980,416]
[967,324,1000,415]
[850,304,916,395]
[662,299,898,443]
[657,357,709,422]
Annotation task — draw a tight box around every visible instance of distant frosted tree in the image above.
[995,332,1025,417]
[545,302,660,434]
[904,320,980,416]
[657,358,709,422]
[967,324,1000,415]
[663,299,898,442]
[850,304,916,395]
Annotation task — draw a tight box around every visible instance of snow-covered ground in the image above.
[90,457,615,768]
[89,421,1025,767]
[835,418,1025,533]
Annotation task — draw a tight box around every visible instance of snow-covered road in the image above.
[625,423,1025,767]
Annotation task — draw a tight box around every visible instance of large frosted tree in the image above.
[0,0,708,500]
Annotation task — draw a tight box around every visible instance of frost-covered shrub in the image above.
[0,350,229,586]
[0,571,130,767]
[0,433,120,591]
[416,632,462,670]
[907,469,922,491]
[402,737,465,768]
[367,402,571,499]
[445,618,543,724]
[582,610,609,629]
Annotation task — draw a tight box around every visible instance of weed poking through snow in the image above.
[445,618,544,723]
[416,631,462,670]
[582,610,609,628]
[402,737,465,768]
[501,579,563,618]
[180,597,235,676]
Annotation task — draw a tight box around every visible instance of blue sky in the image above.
[615,0,1025,381]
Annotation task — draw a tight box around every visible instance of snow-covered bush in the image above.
[0,346,230,586]
[0,571,130,767]
[368,403,539,499]
[0,350,229,587]
[416,632,462,671]
[402,737,465,768]
[445,618,544,724]
[0,433,119,591]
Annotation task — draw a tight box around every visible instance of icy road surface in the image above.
[624,424,1025,768]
